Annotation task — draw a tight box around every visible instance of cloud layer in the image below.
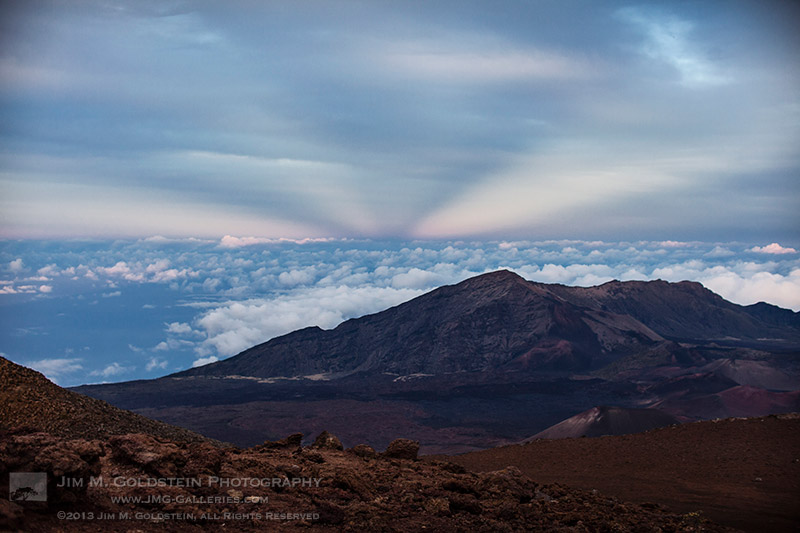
[2,237,798,385]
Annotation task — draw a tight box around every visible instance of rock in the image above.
[261,433,303,449]
[312,431,343,450]
[383,438,419,460]
[109,433,182,476]
[301,449,326,463]
[348,444,378,458]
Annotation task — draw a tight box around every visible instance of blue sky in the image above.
[1,2,799,385]
[1,0,798,241]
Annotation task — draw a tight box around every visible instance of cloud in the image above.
[751,243,797,255]
[192,355,218,368]
[165,322,193,335]
[146,357,168,372]
[219,235,336,248]
[194,285,425,357]
[153,339,195,352]
[700,268,800,311]
[618,7,731,88]
[278,268,317,287]
[390,267,445,289]
[8,259,24,273]
[383,45,596,84]
[90,362,134,378]
[37,264,59,276]
[26,358,83,380]
[5,238,800,387]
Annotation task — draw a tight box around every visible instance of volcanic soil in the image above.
[429,414,800,532]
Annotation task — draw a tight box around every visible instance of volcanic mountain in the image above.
[0,356,210,444]
[175,270,798,380]
[524,406,680,440]
[74,270,800,453]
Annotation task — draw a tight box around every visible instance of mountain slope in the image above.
[175,270,669,379]
[176,270,799,380]
[0,356,212,443]
[524,406,680,440]
[548,279,800,344]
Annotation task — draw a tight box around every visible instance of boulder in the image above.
[348,443,378,458]
[383,438,419,460]
[312,431,343,450]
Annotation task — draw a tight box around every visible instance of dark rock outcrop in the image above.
[383,438,420,460]
[312,430,343,450]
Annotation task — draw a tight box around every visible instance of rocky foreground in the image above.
[0,428,735,532]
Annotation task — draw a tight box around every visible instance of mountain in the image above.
[175,270,800,381]
[174,270,667,378]
[0,356,210,444]
[547,279,800,345]
[524,406,680,440]
[73,270,800,453]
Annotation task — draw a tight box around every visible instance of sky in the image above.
[1,0,798,241]
[0,1,799,386]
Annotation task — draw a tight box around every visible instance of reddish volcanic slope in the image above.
[0,356,211,444]
[525,406,680,440]
[432,414,800,532]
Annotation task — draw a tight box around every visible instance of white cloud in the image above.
[26,357,83,379]
[38,285,53,293]
[278,268,316,287]
[391,267,445,289]
[90,362,134,378]
[37,264,59,276]
[699,268,800,311]
[195,285,425,357]
[153,338,195,352]
[192,355,218,368]
[219,235,335,248]
[97,261,143,281]
[8,259,24,273]
[165,322,193,335]
[751,243,797,255]
[146,357,169,372]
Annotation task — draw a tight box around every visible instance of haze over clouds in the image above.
[1,0,798,241]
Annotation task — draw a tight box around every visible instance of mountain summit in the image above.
[175,270,799,380]
[75,270,800,453]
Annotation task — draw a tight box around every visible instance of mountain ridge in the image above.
[174,270,799,380]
